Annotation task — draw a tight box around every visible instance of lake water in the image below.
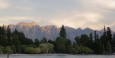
[0,54,115,58]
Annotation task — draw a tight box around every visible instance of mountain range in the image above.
[8,22,112,41]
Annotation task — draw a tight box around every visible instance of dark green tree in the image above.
[112,34,115,52]
[106,27,112,53]
[41,37,47,43]
[112,34,115,47]
[60,25,66,39]
[100,26,108,53]
[89,33,93,41]
[34,39,40,46]
[65,39,71,53]
[88,33,95,52]
[6,26,12,46]
[106,41,112,54]
[107,27,112,43]
[55,37,66,53]
[94,30,98,41]
[6,26,11,39]
[48,39,55,45]
[75,34,90,46]
[93,31,102,54]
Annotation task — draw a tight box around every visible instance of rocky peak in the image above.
[17,21,38,28]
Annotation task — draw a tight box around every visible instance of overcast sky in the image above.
[0,0,115,30]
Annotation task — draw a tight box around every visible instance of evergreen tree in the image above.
[6,26,11,39]
[0,26,7,46]
[75,34,90,47]
[100,26,107,52]
[88,33,95,52]
[102,44,106,53]
[34,39,40,46]
[65,39,71,53]
[106,41,112,54]
[48,39,54,45]
[75,36,81,45]
[6,26,12,46]
[55,37,66,53]
[93,31,102,54]
[112,34,115,52]
[106,27,112,53]
[41,37,47,43]
[94,30,98,41]
[107,27,112,43]
[112,34,115,45]
[89,33,93,42]
[60,25,66,39]
[1,25,6,35]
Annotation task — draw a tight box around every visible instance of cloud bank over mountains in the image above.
[0,0,115,31]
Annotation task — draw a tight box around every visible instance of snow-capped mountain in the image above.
[9,22,105,41]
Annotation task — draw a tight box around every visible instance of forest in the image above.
[0,25,115,54]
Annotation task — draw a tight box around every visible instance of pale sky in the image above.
[0,0,115,30]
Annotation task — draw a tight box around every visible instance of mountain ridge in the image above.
[8,22,114,41]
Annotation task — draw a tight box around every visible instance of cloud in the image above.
[76,12,102,22]
[92,0,115,9]
[81,0,115,10]
[0,0,10,9]
[16,7,32,11]
[0,16,45,25]
[49,12,103,30]
[0,16,32,25]
[0,16,29,20]
[0,0,115,31]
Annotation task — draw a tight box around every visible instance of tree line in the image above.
[0,25,115,54]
